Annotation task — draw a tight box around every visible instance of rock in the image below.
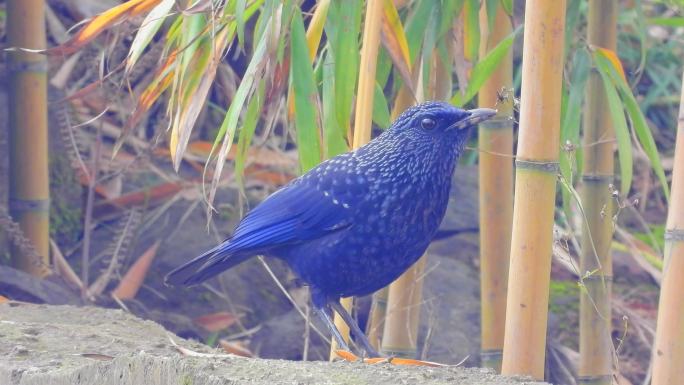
[0,302,548,385]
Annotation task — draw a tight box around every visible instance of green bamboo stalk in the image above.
[651,71,684,385]
[7,0,51,277]
[578,1,617,384]
[477,1,514,372]
[501,0,566,379]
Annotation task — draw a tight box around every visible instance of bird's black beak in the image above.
[446,108,497,131]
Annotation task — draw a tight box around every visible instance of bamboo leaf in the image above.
[486,0,499,36]
[45,0,163,55]
[322,49,349,158]
[291,9,323,172]
[648,17,684,27]
[235,81,265,189]
[438,0,464,40]
[372,82,390,130]
[501,0,513,15]
[207,11,274,208]
[404,0,433,61]
[593,46,627,82]
[306,0,331,61]
[330,0,362,136]
[126,0,175,74]
[593,50,670,201]
[597,69,633,196]
[451,25,521,106]
[380,0,414,93]
[463,0,480,62]
[236,0,247,48]
[381,0,411,71]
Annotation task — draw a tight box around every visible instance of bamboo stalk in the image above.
[365,286,388,349]
[380,42,449,359]
[651,71,684,385]
[500,0,566,379]
[380,256,426,357]
[329,0,383,360]
[477,1,514,372]
[7,0,51,277]
[578,1,617,384]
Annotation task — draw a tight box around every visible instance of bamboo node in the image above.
[665,229,684,241]
[581,274,613,282]
[8,198,51,213]
[479,118,513,130]
[577,374,613,384]
[514,159,559,173]
[7,60,48,74]
[581,174,614,183]
[480,349,503,359]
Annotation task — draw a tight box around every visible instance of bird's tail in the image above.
[164,244,253,287]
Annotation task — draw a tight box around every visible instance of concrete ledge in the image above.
[0,303,547,385]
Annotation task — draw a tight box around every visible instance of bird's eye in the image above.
[420,117,436,130]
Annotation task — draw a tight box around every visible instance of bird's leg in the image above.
[310,293,351,353]
[329,299,381,358]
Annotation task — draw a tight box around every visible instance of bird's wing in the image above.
[225,171,366,253]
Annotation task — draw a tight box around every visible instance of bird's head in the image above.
[388,101,497,153]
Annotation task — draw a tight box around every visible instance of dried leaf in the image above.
[111,241,160,300]
[193,311,240,333]
[46,0,163,55]
[334,350,452,367]
[50,238,84,291]
[219,339,254,358]
[380,0,414,95]
[93,182,184,219]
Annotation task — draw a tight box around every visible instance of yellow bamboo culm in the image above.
[651,71,684,385]
[500,0,566,380]
[7,0,51,277]
[329,0,383,360]
[477,1,514,372]
[578,1,617,384]
[381,256,426,357]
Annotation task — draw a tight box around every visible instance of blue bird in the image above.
[165,101,496,357]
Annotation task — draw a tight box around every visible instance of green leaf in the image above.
[647,17,684,27]
[597,68,633,196]
[290,9,323,172]
[322,48,348,158]
[438,0,464,39]
[235,81,265,190]
[486,0,499,36]
[594,51,670,201]
[404,0,434,62]
[559,49,590,219]
[207,10,273,206]
[330,0,362,137]
[451,25,522,106]
[501,0,513,15]
[372,83,391,130]
[126,0,175,74]
[464,0,480,61]
[236,0,247,49]
[634,0,647,77]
